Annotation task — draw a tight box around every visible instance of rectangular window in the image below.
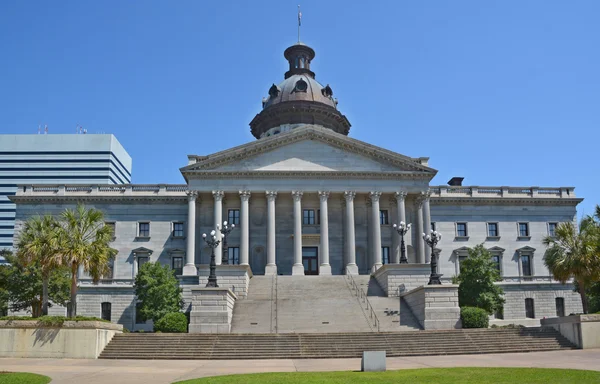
[555,297,565,317]
[105,222,116,240]
[136,303,145,324]
[495,307,504,320]
[228,209,240,225]
[548,222,557,237]
[521,255,532,276]
[488,223,499,237]
[137,256,149,271]
[172,222,184,237]
[456,223,468,237]
[491,255,501,273]
[382,247,390,265]
[138,222,150,237]
[101,302,111,322]
[458,255,468,273]
[228,247,240,265]
[172,256,183,276]
[380,210,389,225]
[519,222,529,237]
[431,222,436,231]
[303,209,316,225]
[525,298,535,319]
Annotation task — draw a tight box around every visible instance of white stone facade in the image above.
[9,126,584,330]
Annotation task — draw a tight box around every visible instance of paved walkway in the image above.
[1,350,599,384]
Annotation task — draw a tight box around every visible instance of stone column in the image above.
[370,191,383,272]
[393,191,407,264]
[422,190,432,263]
[344,191,358,275]
[212,191,225,265]
[292,191,304,275]
[318,191,332,275]
[183,190,199,275]
[415,197,426,264]
[239,190,251,266]
[265,191,278,275]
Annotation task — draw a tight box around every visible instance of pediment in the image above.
[181,126,436,177]
[132,247,153,255]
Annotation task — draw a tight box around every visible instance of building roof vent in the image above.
[448,177,464,186]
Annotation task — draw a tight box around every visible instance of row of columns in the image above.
[182,189,432,276]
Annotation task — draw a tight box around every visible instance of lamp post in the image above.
[422,230,443,285]
[217,221,235,265]
[202,230,221,287]
[393,221,411,264]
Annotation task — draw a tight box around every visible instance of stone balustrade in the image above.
[429,186,575,199]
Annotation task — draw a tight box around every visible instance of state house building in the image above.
[10,41,583,330]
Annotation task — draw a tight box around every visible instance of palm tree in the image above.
[15,215,62,316]
[58,204,116,318]
[543,221,600,314]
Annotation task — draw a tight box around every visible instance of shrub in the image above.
[461,306,489,328]
[0,315,109,326]
[154,312,187,333]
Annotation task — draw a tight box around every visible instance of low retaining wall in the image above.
[541,314,600,349]
[372,264,430,296]
[400,285,461,330]
[189,288,237,333]
[0,320,122,359]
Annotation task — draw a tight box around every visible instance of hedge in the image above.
[461,306,489,328]
[154,312,188,333]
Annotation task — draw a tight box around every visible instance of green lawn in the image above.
[174,368,600,384]
[0,372,51,384]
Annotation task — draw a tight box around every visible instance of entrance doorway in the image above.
[302,247,319,275]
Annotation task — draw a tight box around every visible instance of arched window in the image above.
[299,57,305,68]
[101,302,112,321]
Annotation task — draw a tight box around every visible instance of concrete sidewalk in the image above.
[1,349,599,384]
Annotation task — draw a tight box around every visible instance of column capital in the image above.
[265,191,278,201]
[239,190,251,201]
[344,191,356,201]
[395,191,408,202]
[420,189,431,201]
[291,191,304,201]
[186,190,199,201]
[318,191,330,201]
[369,191,382,202]
[212,190,225,201]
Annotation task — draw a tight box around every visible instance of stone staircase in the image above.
[99,327,576,360]
[231,275,375,333]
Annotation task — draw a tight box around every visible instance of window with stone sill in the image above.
[137,255,150,271]
[521,255,532,276]
[228,247,240,265]
[555,297,565,317]
[518,222,530,238]
[491,255,502,275]
[171,256,183,276]
[172,222,184,238]
[525,298,535,319]
[101,302,111,322]
[303,209,316,225]
[487,222,499,238]
[456,222,468,238]
[105,222,116,241]
[138,222,150,238]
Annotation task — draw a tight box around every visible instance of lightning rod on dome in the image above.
[297,5,302,43]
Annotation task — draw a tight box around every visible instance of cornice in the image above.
[10,195,187,204]
[181,126,437,177]
[185,170,433,180]
[431,197,583,206]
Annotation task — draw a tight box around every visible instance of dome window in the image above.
[268,84,280,98]
[321,84,333,98]
[292,79,308,93]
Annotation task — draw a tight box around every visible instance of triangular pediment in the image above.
[181,126,436,177]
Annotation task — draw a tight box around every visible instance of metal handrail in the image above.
[346,270,380,332]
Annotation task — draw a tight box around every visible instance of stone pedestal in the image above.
[189,288,237,333]
[345,264,359,275]
[361,351,386,372]
[292,264,305,275]
[197,264,252,298]
[400,285,461,330]
[372,264,431,296]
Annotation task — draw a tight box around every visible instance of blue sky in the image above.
[0,1,598,218]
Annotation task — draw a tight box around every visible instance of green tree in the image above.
[14,215,63,316]
[544,211,600,314]
[58,204,116,317]
[0,250,10,316]
[134,262,183,323]
[455,244,505,314]
[0,250,70,317]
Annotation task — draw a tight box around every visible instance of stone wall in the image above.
[0,321,122,359]
[197,265,252,298]
[189,288,237,333]
[541,314,600,349]
[372,264,430,296]
[400,285,461,330]
[77,286,138,331]
[499,283,582,320]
